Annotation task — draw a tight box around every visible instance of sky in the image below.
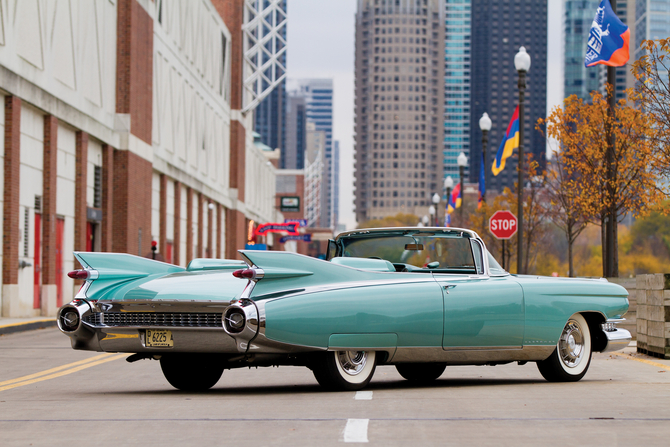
[287,0,564,230]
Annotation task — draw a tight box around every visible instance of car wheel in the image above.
[537,313,592,382]
[312,350,377,391]
[160,354,224,391]
[395,362,447,382]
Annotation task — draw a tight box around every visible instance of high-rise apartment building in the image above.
[635,0,670,61]
[443,0,471,183]
[354,0,446,223]
[284,93,307,169]
[469,0,547,193]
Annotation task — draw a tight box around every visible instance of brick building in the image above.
[0,0,281,318]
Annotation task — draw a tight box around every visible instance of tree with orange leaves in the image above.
[467,156,551,274]
[539,88,666,277]
[631,38,670,173]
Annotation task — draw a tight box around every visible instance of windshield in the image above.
[487,252,507,276]
[339,233,476,273]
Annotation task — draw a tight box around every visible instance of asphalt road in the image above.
[1,328,669,447]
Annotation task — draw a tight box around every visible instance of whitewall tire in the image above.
[312,350,377,391]
[537,313,592,382]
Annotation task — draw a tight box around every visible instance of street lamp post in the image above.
[431,193,440,226]
[444,176,454,226]
[457,151,468,227]
[479,112,492,203]
[514,46,530,275]
[421,215,429,227]
[428,205,436,227]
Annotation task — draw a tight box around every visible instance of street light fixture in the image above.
[479,112,492,203]
[428,205,436,227]
[431,193,440,226]
[514,46,530,275]
[421,215,429,227]
[457,151,468,227]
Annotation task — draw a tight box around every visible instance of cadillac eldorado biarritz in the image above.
[57,227,631,391]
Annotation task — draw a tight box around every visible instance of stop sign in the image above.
[489,210,518,239]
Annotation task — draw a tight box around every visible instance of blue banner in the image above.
[279,234,312,243]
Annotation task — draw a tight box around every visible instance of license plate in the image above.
[145,329,173,347]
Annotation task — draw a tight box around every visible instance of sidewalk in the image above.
[598,340,670,371]
[0,316,57,336]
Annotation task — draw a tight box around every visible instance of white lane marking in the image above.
[354,391,373,400]
[343,418,369,443]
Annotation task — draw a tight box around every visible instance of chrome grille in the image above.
[83,312,222,328]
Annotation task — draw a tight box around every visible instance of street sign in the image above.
[254,222,300,236]
[284,219,308,227]
[489,210,518,240]
[279,234,312,244]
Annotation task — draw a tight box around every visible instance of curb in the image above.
[0,319,57,336]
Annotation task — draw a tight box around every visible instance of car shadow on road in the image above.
[87,376,551,397]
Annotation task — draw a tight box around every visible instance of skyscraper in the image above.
[354,0,446,223]
[284,93,307,170]
[443,0,471,184]
[635,0,670,61]
[295,79,335,228]
[255,81,286,153]
[469,0,547,193]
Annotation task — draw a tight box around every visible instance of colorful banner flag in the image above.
[447,183,462,214]
[585,0,630,67]
[492,106,520,176]
[478,153,486,209]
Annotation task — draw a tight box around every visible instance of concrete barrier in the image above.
[635,274,670,359]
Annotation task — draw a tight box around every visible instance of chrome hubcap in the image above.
[337,351,368,376]
[559,321,584,368]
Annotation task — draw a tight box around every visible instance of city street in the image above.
[1,328,669,446]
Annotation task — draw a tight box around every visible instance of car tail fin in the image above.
[237,250,382,293]
[73,252,185,280]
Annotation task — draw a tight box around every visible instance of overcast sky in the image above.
[287,0,564,230]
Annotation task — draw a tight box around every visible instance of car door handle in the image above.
[443,285,456,293]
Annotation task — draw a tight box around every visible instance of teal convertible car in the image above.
[57,227,631,391]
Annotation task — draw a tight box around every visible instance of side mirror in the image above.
[326,239,338,260]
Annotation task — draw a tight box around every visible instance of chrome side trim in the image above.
[389,345,555,363]
[601,328,632,353]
